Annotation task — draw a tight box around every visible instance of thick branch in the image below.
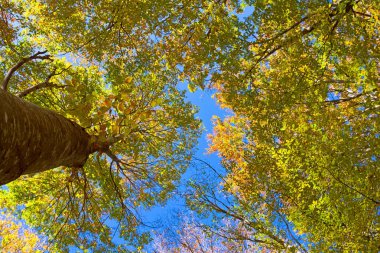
[18,82,68,98]
[1,51,51,91]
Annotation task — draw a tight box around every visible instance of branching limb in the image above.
[104,148,137,186]
[1,50,51,91]
[17,67,70,98]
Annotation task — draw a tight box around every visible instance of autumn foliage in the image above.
[0,0,379,252]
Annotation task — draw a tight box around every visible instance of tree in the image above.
[177,0,379,251]
[185,160,305,252]
[1,0,379,251]
[1,0,200,250]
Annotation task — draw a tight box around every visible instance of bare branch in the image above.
[1,51,51,91]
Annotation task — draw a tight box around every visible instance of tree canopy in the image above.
[0,0,379,252]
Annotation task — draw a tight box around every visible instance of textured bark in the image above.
[0,89,92,185]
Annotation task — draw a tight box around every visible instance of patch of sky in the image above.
[273,135,281,145]
[237,5,258,43]
[237,5,254,21]
[326,90,341,101]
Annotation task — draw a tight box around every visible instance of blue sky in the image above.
[136,84,228,229]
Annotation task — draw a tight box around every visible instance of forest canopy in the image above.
[0,0,379,252]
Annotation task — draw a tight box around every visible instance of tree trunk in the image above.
[0,89,93,185]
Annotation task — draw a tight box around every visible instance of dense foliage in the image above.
[0,0,379,251]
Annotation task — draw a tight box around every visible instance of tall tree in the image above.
[177,0,379,251]
[0,0,200,250]
[1,0,379,251]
